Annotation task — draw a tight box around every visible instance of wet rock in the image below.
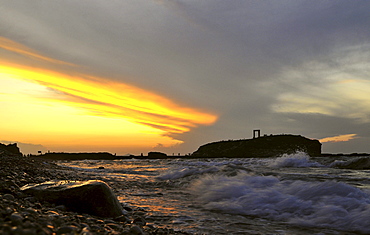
[21,180,123,218]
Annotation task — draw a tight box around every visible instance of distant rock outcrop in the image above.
[21,180,123,218]
[39,152,116,160]
[147,151,167,159]
[0,143,22,156]
[192,134,321,158]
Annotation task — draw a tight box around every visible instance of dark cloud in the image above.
[1,0,370,153]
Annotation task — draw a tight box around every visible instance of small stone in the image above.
[3,194,15,201]
[22,228,36,235]
[46,210,59,217]
[39,227,54,235]
[10,212,24,225]
[106,223,122,231]
[133,216,146,226]
[95,219,105,224]
[80,227,93,235]
[90,225,103,232]
[113,215,130,223]
[25,197,37,202]
[24,207,39,216]
[12,226,24,234]
[54,205,66,211]
[122,206,133,211]
[5,207,14,215]
[80,223,90,229]
[56,225,79,235]
[22,220,35,229]
[129,225,144,235]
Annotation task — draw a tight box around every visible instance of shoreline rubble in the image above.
[0,152,190,234]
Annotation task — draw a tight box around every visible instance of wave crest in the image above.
[268,151,322,168]
[189,172,370,233]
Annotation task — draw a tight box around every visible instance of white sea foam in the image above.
[156,166,219,180]
[268,151,323,168]
[329,157,370,169]
[189,172,370,233]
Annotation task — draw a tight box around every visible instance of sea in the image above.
[56,152,370,234]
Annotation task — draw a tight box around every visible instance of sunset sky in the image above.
[1,1,370,155]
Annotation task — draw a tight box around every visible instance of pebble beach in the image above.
[0,151,190,235]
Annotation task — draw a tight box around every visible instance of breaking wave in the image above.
[189,172,370,233]
[330,157,370,170]
[156,166,219,180]
[268,151,323,168]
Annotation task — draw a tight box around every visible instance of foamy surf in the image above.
[189,171,370,233]
[57,154,370,234]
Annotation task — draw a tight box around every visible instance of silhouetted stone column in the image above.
[253,130,261,138]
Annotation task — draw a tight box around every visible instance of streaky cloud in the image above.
[320,134,357,143]
[0,37,218,137]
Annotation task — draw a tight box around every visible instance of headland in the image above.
[192,134,322,158]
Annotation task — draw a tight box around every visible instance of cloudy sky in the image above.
[1,0,370,155]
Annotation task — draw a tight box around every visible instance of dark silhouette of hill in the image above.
[191,134,321,158]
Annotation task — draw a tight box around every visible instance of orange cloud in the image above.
[319,134,357,143]
[0,37,218,135]
[0,63,217,134]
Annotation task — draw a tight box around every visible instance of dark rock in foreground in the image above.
[21,180,123,218]
[192,134,322,158]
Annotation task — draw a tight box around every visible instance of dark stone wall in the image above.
[192,134,321,158]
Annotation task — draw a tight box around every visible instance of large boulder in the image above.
[21,180,123,218]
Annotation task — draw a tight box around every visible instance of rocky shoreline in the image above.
[0,152,190,234]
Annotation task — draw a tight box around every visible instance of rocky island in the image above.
[192,134,322,158]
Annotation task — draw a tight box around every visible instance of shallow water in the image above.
[57,153,370,234]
